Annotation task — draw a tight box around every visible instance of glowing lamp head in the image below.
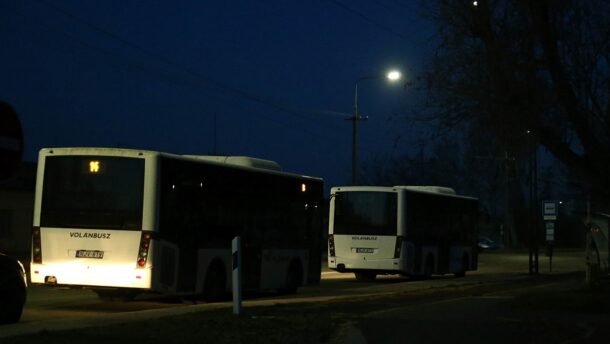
[301,183,307,193]
[386,70,401,81]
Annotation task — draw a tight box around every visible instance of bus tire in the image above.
[281,259,303,294]
[454,254,469,278]
[354,271,376,282]
[203,261,226,302]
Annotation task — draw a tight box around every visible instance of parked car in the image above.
[0,253,27,324]
[478,237,499,251]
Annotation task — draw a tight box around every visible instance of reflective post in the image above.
[232,236,242,315]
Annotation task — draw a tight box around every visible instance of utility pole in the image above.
[528,130,539,274]
[347,71,402,185]
[349,81,367,185]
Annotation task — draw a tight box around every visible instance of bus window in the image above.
[41,156,144,230]
[334,191,397,236]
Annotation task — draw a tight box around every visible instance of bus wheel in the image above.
[354,272,376,282]
[454,254,469,278]
[203,262,226,302]
[281,260,303,294]
[94,289,137,302]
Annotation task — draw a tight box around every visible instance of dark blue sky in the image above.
[0,0,435,191]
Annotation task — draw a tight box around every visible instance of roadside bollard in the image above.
[232,236,242,315]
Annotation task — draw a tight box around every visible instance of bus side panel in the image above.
[404,242,416,274]
[260,249,308,289]
[195,249,231,294]
[150,240,180,293]
[421,246,438,273]
[449,246,476,273]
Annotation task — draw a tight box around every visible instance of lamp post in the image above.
[349,70,402,184]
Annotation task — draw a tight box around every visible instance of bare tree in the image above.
[421,0,610,207]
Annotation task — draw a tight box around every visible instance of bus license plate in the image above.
[75,250,104,259]
[356,248,374,254]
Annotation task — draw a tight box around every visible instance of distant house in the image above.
[0,162,36,261]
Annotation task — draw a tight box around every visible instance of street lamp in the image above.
[349,70,402,184]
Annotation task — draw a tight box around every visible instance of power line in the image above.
[329,0,412,42]
[33,0,352,122]
[5,1,393,156]
[0,4,358,153]
[1,1,361,150]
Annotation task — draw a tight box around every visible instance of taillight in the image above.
[137,231,152,268]
[328,234,336,257]
[32,226,43,264]
[394,236,404,258]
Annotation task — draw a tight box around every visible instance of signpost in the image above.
[543,201,558,221]
[542,200,558,272]
[0,101,24,181]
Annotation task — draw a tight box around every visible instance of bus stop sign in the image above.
[0,101,24,181]
[542,201,558,221]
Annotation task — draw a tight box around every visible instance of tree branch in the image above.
[529,0,603,159]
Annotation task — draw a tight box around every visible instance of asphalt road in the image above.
[2,250,588,340]
[340,274,590,343]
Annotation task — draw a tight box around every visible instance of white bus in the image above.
[31,147,324,300]
[327,186,478,281]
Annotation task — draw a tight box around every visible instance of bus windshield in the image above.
[40,156,145,230]
[333,191,397,236]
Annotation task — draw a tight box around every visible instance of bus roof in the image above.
[183,155,281,171]
[331,185,477,201]
[395,186,456,195]
[38,147,322,182]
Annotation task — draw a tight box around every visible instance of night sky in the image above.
[0,0,435,192]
